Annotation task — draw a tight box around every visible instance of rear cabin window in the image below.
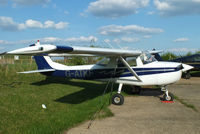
[117,57,137,67]
[97,58,110,66]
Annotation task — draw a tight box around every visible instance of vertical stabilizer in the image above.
[34,56,53,70]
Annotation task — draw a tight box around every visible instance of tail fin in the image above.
[17,56,54,74]
[34,56,53,69]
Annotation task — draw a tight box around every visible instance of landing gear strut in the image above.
[111,83,124,105]
[161,86,174,101]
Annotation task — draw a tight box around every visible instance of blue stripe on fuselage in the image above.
[49,67,180,80]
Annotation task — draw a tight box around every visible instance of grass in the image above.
[190,71,200,77]
[0,61,114,134]
[174,95,198,112]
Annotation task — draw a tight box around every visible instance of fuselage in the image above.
[41,56,183,86]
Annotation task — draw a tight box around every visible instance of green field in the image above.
[0,61,114,134]
[1,59,199,134]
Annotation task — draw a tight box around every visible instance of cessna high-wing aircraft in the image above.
[2,41,193,105]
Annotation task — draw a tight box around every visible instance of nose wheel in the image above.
[161,86,174,101]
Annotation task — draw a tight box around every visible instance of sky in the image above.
[0,0,200,54]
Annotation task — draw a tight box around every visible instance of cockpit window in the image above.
[140,52,157,64]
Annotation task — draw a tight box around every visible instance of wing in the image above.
[4,43,161,57]
[69,46,142,57]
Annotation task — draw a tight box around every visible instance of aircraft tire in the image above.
[163,92,174,101]
[131,86,141,94]
[111,94,124,105]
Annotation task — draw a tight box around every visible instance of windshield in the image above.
[140,52,157,64]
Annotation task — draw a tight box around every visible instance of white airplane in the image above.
[2,40,193,105]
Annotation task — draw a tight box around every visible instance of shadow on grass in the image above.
[31,77,163,104]
[31,76,113,104]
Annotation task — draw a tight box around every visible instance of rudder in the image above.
[34,56,53,70]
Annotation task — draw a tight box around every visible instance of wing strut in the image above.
[119,56,142,82]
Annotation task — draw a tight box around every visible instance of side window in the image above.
[117,57,137,67]
[126,57,137,66]
[97,58,110,66]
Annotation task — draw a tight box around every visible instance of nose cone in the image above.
[182,63,194,72]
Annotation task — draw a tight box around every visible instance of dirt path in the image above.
[65,78,200,134]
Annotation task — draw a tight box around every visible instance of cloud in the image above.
[87,0,149,18]
[143,35,151,38]
[0,40,8,44]
[112,37,140,44]
[0,36,98,46]
[12,0,50,6]
[174,37,189,42]
[121,37,140,43]
[43,21,68,29]
[0,16,26,31]
[0,0,7,6]
[113,38,121,44]
[0,16,68,31]
[40,36,98,44]
[103,39,110,43]
[64,36,98,44]
[0,39,35,45]
[99,25,163,36]
[41,37,62,43]
[154,0,200,16]
[166,48,198,54]
[25,19,43,28]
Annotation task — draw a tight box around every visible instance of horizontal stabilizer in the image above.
[18,69,55,74]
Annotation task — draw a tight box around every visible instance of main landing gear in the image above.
[111,84,142,105]
[111,84,174,105]
[111,83,124,105]
[161,86,174,101]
